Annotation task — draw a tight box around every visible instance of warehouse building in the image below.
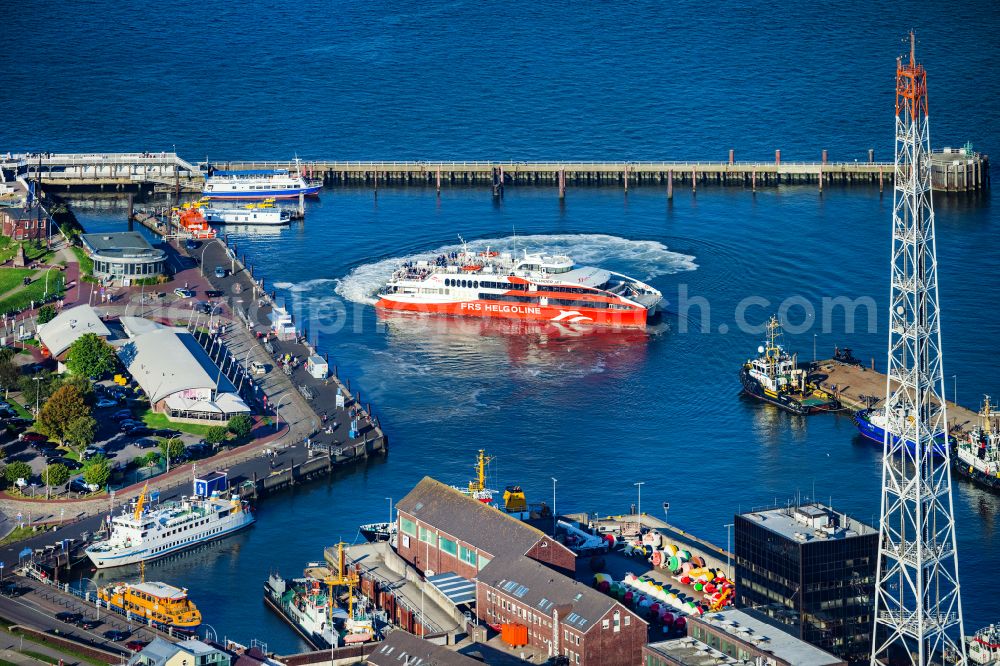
[476,555,646,666]
[734,503,877,663]
[395,477,576,580]
[365,630,482,665]
[118,324,250,423]
[37,304,112,362]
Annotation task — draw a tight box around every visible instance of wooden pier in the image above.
[3,149,990,194]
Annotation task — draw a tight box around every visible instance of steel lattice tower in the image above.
[871,34,966,666]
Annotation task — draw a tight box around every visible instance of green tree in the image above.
[37,305,57,325]
[4,461,32,486]
[205,426,228,446]
[19,371,55,409]
[0,348,19,390]
[227,413,253,439]
[36,384,91,443]
[66,333,116,378]
[54,374,95,404]
[43,463,71,498]
[65,415,97,450]
[158,437,185,471]
[83,455,111,489]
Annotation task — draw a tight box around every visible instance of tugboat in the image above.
[967,622,1000,664]
[739,316,840,415]
[952,395,1000,491]
[263,573,342,650]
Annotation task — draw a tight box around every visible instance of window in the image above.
[624,615,631,626]
[602,619,610,630]
[439,535,458,556]
[613,611,621,632]
[459,545,477,566]
[419,526,436,544]
[400,518,417,536]
[478,556,491,570]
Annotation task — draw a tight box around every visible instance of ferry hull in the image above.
[852,409,948,457]
[374,297,648,328]
[202,185,322,200]
[951,453,1000,492]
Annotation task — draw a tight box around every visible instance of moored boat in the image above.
[263,573,342,650]
[98,580,202,630]
[203,162,322,200]
[853,407,950,456]
[375,239,662,328]
[201,199,291,225]
[739,316,840,415]
[85,480,255,569]
[952,395,1000,491]
[172,203,217,239]
[967,622,1000,664]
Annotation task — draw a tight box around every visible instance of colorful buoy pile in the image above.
[593,572,694,633]
[621,531,735,611]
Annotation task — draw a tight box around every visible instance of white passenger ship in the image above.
[201,203,291,225]
[203,163,322,200]
[375,241,662,327]
[85,484,255,569]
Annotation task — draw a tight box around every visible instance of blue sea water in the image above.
[4,0,1000,654]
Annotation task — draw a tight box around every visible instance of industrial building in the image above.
[118,322,250,423]
[80,231,166,283]
[642,608,847,666]
[734,503,877,663]
[395,477,576,580]
[476,555,646,666]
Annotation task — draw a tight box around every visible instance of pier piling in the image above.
[667,170,673,200]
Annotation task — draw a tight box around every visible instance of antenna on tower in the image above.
[870,34,967,666]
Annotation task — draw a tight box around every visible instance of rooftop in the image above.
[477,556,639,632]
[81,231,165,259]
[37,304,112,357]
[694,609,846,666]
[118,326,237,403]
[645,637,753,665]
[366,629,483,666]
[397,477,564,562]
[738,502,876,543]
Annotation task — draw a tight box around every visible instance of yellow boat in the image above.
[98,581,202,629]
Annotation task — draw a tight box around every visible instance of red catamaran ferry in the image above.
[375,242,662,327]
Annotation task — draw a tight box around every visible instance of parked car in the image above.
[185,239,200,250]
[194,301,213,315]
[104,629,130,641]
[214,266,227,278]
[118,420,143,431]
[204,289,223,298]
[78,619,101,630]
[186,443,211,459]
[124,425,153,437]
[19,432,48,443]
[82,446,105,460]
[152,428,180,438]
[135,438,158,449]
[126,640,148,651]
[174,288,195,299]
[50,457,83,470]
[95,398,118,409]
[111,410,134,422]
[6,417,33,427]
[70,478,100,493]
[56,611,83,624]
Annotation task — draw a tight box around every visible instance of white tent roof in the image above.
[164,393,250,415]
[37,305,111,357]
[118,327,236,404]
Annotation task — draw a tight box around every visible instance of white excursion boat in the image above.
[85,482,255,569]
[201,200,292,225]
[375,239,662,328]
[203,161,322,200]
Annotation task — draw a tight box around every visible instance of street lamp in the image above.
[32,376,42,414]
[724,523,734,575]
[551,477,557,534]
[952,374,957,406]
[200,238,223,278]
[813,333,817,363]
[634,481,645,518]
[385,497,393,527]
[274,394,292,432]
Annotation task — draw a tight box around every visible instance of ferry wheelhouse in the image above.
[85,484,255,569]
[98,581,202,629]
[953,395,1000,491]
[203,166,322,200]
[375,245,662,328]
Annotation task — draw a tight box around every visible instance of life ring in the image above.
[651,551,663,567]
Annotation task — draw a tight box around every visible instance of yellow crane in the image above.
[325,542,359,621]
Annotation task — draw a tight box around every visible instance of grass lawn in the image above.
[141,410,220,437]
[70,246,94,276]
[0,275,64,314]
[0,268,34,295]
[10,400,33,419]
[0,525,38,545]
[12,631,108,666]
[19,650,58,665]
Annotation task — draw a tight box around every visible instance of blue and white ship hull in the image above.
[853,408,948,456]
[203,184,322,200]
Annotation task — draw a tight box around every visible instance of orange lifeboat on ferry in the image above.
[479,251,499,257]
[175,206,217,239]
[461,265,483,272]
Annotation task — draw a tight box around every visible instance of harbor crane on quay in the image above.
[870,33,967,666]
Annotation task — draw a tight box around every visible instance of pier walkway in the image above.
[3,149,989,193]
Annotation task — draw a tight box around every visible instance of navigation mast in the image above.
[871,32,966,666]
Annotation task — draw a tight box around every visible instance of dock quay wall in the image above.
[7,150,990,193]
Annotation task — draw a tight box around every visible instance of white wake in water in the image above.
[335,234,698,306]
